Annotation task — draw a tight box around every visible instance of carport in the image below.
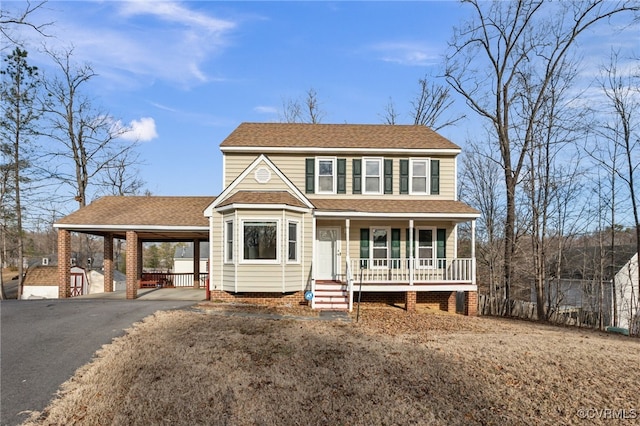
[53,196,215,300]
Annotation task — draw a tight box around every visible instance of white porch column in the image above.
[345,219,350,263]
[471,219,477,285]
[208,216,215,291]
[311,213,317,309]
[345,218,352,312]
[409,219,414,286]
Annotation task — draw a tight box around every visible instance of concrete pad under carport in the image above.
[75,288,207,301]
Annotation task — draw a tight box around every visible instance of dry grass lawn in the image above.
[24,304,639,426]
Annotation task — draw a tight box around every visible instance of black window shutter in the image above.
[391,228,401,268]
[431,159,440,195]
[437,228,446,268]
[359,228,369,268]
[337,158,346,194]
[305,158,314,194]
[384,159,393,194]
[400,159,409,194]
[352,159,362,194]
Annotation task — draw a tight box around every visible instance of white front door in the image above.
[316,227,341,280]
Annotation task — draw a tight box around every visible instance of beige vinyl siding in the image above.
[231,159,295,193]
[224,153,456,200]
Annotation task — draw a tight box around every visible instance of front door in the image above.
[316,227,341,280]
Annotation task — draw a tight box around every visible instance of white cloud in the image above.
[254,105,278,114]
[368,41,440,66]
[35,1,238,88]
[116,117,159,142]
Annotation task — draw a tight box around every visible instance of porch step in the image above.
[315,280,349,310]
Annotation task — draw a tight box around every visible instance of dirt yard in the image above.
[24,304,639,426]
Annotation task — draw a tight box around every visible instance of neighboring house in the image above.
[173,243,209,274]
[204,123,480,312]
[614,253,639,331]
[22,265,88,299]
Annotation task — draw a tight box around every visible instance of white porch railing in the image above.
[350,258,474,284]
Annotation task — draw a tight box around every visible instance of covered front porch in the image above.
[310,199,479,312]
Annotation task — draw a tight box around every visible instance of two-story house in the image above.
[204,123,480,313]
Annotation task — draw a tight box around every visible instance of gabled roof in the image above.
[219,122,461,153]
[205,154,314,214]
[312,198,480,219]
[217,191,309,209]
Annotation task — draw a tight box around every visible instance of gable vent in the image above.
[254,167,272,184]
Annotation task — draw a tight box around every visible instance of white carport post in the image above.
[311,214,317,309]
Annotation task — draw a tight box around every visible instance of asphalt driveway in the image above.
[1,298,197,426]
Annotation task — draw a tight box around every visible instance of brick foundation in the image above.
[465,291,478,316]
[406,291,417,311]
[209,290,307,307]
[447,291,457,313]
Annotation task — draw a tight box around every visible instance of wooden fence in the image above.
[478,295,609,329]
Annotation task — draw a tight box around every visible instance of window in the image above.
[288,221,298,262]
[225,221,233,262]
[243,221,278,261]
[410,159,429,194]
[364,158,382,194]
[371,227,389,268]
[316,158,336,193]
[416,228,435,268]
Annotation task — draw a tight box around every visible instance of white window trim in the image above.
[240,219,281,264]
[224,220,234,264]
[370,226,390,269]
[415,226,436,269]
[315,157,337,194]
[409,158,430,195]
[363,157,383,195]
[286,220,300,264]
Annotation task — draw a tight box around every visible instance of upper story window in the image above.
[363,158,383,194]
[305,157,345,194]
[401,158,440,195]
[316,158,336,193]
[410,159,429,194]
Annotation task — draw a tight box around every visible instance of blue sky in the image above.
[5,1,639,207]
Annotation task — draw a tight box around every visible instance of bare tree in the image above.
[460,139,505,299]
[379,97,399,125]
[410,75,464,131]
[0,47,41,299]
[594,50,640,332]
[0,0,51,46]
[444,0,639,304]
[280,88,325,124]
[41,46,138,209]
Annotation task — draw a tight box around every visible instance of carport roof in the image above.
[54,196,215,240]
